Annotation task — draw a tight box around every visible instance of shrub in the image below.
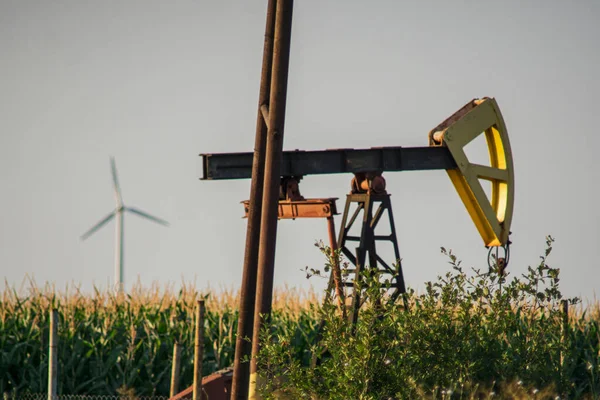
[257,236,599,399]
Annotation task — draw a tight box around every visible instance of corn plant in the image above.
[0,281,318,396]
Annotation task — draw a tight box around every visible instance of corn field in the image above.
[2,256,599,398]
[0,280,320,396]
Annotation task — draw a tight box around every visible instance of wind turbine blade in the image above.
[126,207,169,227]
[81,211,116,240]
[110,157,123,205]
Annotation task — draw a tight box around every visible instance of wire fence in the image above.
[4,395,169,400]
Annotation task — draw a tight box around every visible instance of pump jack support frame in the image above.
[336,193,405,325]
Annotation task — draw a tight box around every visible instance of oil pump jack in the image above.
[202,96,514,331]
[196,1,514,399]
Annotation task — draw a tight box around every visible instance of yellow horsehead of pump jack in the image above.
[429,97,514,248]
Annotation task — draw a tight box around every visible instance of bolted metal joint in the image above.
[280,176,305,201]
[350,172,386,194]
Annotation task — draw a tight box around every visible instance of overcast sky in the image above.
[1,0,598,303]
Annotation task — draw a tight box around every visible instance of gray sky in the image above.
[1,1,599,302]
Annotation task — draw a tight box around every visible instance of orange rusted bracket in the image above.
[242,198,346,316]
[242,198,338,220]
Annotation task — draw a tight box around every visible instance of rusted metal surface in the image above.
[230,0,277,397]
[193,300,206,400]
[242,198,337,220]
[201,146,456,180]
[350,172,386,194]
[249,1,294,397]
[280,176,304,200]
[487,240,510,276]
[327,216,346,318]
[169,368,233,400]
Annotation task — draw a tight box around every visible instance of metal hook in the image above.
[488,241,510,276]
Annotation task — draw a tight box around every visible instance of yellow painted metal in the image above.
[428,98,514,247]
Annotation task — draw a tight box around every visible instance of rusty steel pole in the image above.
[192,300,206,400]
[230,1,278,399]
[327,216,346,317]
[248,0,294,397]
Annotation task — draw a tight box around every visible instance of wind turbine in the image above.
[81,157,169,293]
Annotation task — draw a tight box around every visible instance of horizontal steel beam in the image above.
[201,146,456,180]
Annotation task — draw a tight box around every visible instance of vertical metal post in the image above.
[48,308,58,400]
[230,0,277,398]
[249,0,294,397]
[310,218,344,369]
[170,342,182,397]
[383,195,405,293]
[327,216,346,317]
[193,300,206,400]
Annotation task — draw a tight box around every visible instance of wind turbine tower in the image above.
[81,157,169,292]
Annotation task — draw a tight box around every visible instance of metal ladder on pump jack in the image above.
[201,96,515,325]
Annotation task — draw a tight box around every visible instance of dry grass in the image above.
[1,276,319,317]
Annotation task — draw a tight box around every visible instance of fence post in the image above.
[193,300,206,400]
[170,342,183,397]
[48,308,58,400]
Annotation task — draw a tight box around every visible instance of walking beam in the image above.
[201,146,456,180]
